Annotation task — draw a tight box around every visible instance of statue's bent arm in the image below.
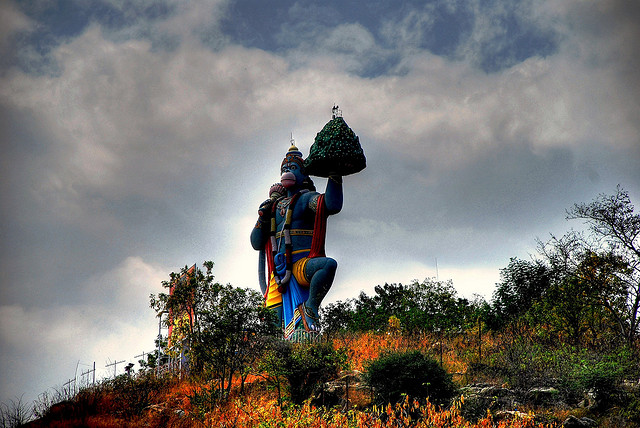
[324,175,343,215]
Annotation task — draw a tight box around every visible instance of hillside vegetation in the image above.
[9,187,640,427]
[20,329,640,427]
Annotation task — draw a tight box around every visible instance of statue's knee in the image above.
[305,257,337,282]
[325,258,337,273]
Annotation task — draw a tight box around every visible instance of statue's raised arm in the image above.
[323,175,343,215]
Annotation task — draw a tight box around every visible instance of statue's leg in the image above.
[303,257,337,328]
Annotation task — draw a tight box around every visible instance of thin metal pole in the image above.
[157,313,163,376]
[478,317,482,361]
[439,329,443,366]
[105,360,125,378]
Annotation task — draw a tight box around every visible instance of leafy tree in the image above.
[150,261,277,400]
[489,257,551,330]
[322,279,485,335]
[321,299,357,335]
[406,278,479,332]
[568,187,640,346]
[195,284,278,398]
[285,342,347,405]
[257,339,291,409]
[351,291,380,331]
[258,341,346,407]
[149,262,218,365]
[365,283,415,332]
[535,271,614,347]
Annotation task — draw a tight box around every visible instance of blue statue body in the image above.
[250,143,343,337]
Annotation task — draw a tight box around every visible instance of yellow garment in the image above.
[265,272,282,309]
[265,250,310,308]
[292,257,310,287]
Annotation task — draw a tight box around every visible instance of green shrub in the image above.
[621,390,640,425]
[259,341,347,406]
[364,350,457,407]
[285,342,347,405]
[570,357,626,409]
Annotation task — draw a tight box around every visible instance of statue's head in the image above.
[280,143,306,189]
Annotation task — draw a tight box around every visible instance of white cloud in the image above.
[438,264,501,299]
[0,257,165,403]
[81,256,167,309]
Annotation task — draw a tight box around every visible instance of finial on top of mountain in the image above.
[331,105,342,119]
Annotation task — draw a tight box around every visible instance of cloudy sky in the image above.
[1,0,639,406]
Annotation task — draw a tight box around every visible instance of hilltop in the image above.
[20,330,640,427]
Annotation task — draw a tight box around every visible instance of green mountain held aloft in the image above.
[304,117,366,177]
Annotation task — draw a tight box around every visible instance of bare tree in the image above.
[540,186,640,346]
[0,396,32,427]
[566,186,640,345]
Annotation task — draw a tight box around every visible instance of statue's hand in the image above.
[258,199,273,223]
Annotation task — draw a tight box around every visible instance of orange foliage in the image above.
[334,330,488,376]
[197,395,551,428]
[31,332,553,427]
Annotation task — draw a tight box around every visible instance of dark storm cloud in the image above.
[219,0,558,76]
[337,138,583,271]
[1,0,179,75]
[576,0,640,125]
[432,144,579,230]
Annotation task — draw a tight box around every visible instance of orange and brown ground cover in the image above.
[28,332,559,427]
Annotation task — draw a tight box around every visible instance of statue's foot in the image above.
[304,305,320,332]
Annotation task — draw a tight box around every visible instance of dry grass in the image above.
[29,332,578,427]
